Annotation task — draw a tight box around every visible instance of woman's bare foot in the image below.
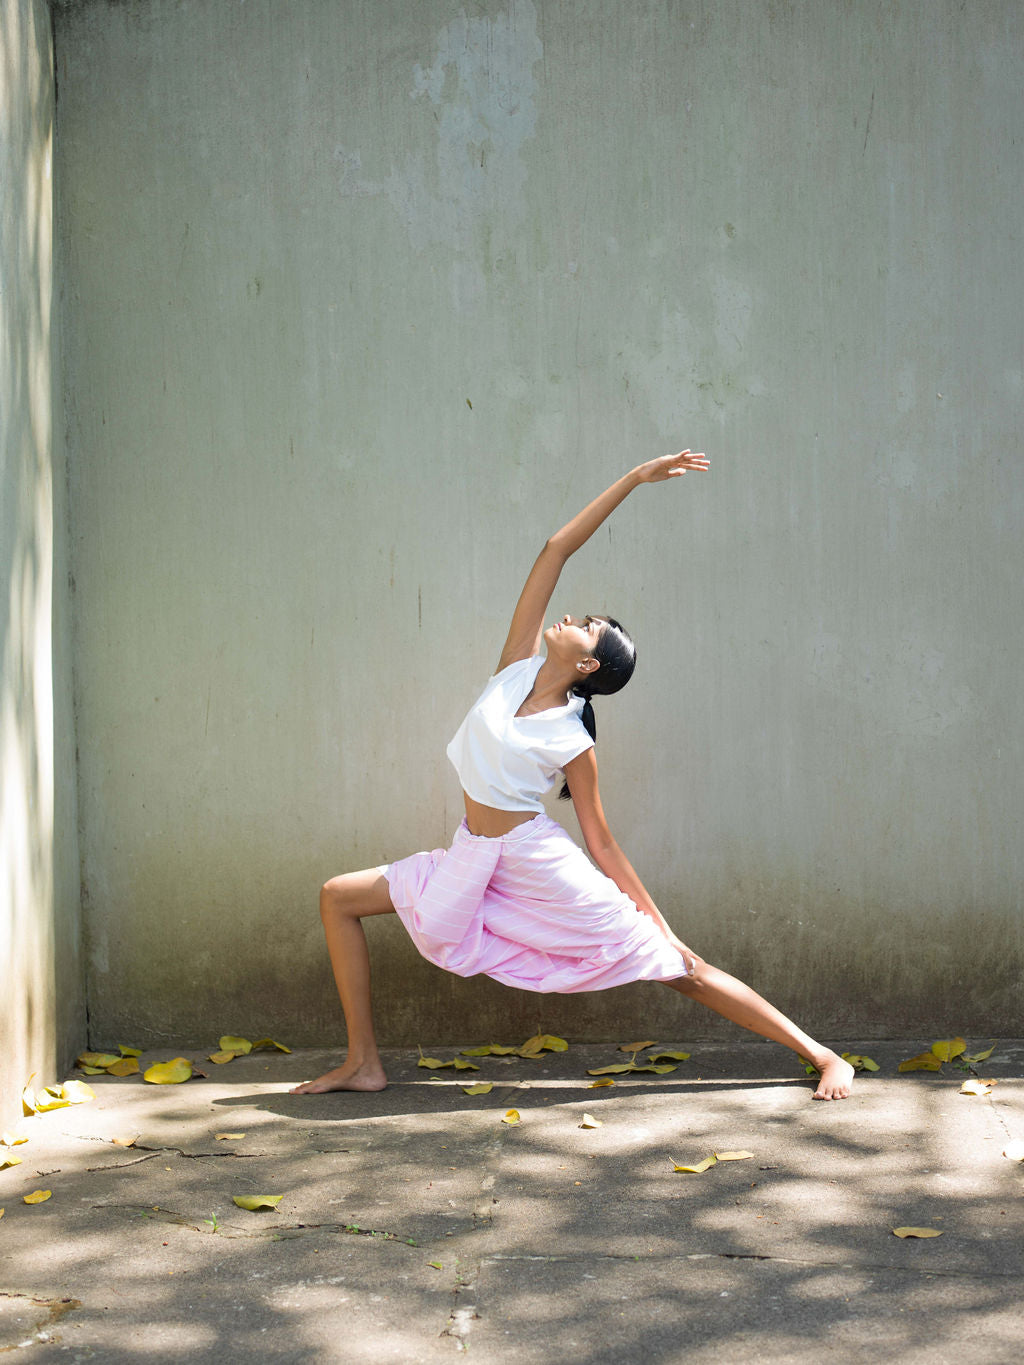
[810,1051,855,1100]
[290,1059,387,1094]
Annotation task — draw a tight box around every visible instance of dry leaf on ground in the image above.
[892,1226,943,1238]
[963,1044,996,1065]
[461,1082,494,1096]
[618,1040,657,1053]
[209,1051,239,1064]
[501,1109,521,1125]
[23,1190,52,1204]
[579,1114,602,1128]
[143,1057,193,1085]
[232,1194,282,1211]
[218,1036,253,1055]
[34,1086,71,1113]
[841,1053,880,1072]
[517,1034,568,1057]
[931,1038,966,1062]
[959,1078,995,1096]
[589,1078,615,1088]
[673,1155,718,1174]
[60,1080,95,1104]
[461,1044,518,1056]
[251,1038,292,1053]
[215,1133,246,1140]
[714,1150,754,1161]
[898,1052,943,1073]
[0,1154,23,1170]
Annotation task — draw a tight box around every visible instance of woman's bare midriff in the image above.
[463,792,539,838]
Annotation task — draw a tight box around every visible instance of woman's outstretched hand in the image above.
[636,449,709,483]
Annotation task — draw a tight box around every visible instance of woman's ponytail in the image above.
[558,691,596,800]
[557,616,636,803]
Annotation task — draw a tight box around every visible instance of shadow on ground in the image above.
[1,1041,1022,1362]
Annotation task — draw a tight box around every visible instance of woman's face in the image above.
[544,614,606,662]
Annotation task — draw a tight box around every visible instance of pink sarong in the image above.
[384,814,689,993]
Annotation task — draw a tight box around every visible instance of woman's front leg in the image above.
[664,957,855,1100]
[290,868,396,1094]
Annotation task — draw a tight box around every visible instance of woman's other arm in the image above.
[495,451,707,672]
[564,748,695,968]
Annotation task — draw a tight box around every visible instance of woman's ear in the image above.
[577,657,600,675]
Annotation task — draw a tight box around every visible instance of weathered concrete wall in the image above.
[54,0,1023,1049]
[1,0,83,1126]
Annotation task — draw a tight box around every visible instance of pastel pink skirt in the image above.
[384,814,689,993]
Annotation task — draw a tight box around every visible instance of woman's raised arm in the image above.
[495,450,708,672]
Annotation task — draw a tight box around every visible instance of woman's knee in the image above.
[320,869,394,923]
[663,954,709,996]
[319,875,360,923]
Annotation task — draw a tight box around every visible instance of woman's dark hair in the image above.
[558,616,637,800]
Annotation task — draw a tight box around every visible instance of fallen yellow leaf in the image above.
[215,1133,246,1140]
[251,1038,292,1053]
[673,1155,718,1174]
[959,1078,996,1096]
[646,1050,691,1063]
[34,1086,71,1113]
[898,1052,943,1073]
[714,1150,755,1161]
[143,1057,193,1085]
[111,1135,138,1147]
[460,1044,518,1056]
[427,1260,443,1269]
[451,1058,480,1071]
[107,1058,139,1077]
[930,1037,966,1063]
[232,1194,282,1211]
[0,1209,4,1219]
[842,1053,880,1072]
[23,1190,52,1204]
[579,1113,602,1128]
[218,1036,253,1055]
[892,1226,943,1238]
[589,1078,615,1088]
[76,1052,120,1069]
[60,1080,96,1104]
[586,1061,678,1076]
[618,1040,657,1053]
[963,1044,996,1065]
[209,1051,239,1064]
[460,1083,494,1096]
[0,1154,23,1170]
[501,1109,521,1125]
[118,1045,143,1058]
[78,1065,105,1075]
[417,1055,452,1069]
[1,1132,27,1147]
[21,1080,37,1116]
[517,1034,568,1057]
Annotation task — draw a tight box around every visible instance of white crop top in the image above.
[446,655,595,813]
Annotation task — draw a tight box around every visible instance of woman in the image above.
[293,452,854,1101]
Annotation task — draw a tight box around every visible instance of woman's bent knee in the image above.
[320,869,395,922]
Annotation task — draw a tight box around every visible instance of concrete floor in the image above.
[1,1039,1022,1362]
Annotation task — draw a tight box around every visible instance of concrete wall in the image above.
[54,0,1023,1049]
[1,0,83,1126]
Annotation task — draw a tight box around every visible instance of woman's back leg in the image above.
[290,868,396,1094]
